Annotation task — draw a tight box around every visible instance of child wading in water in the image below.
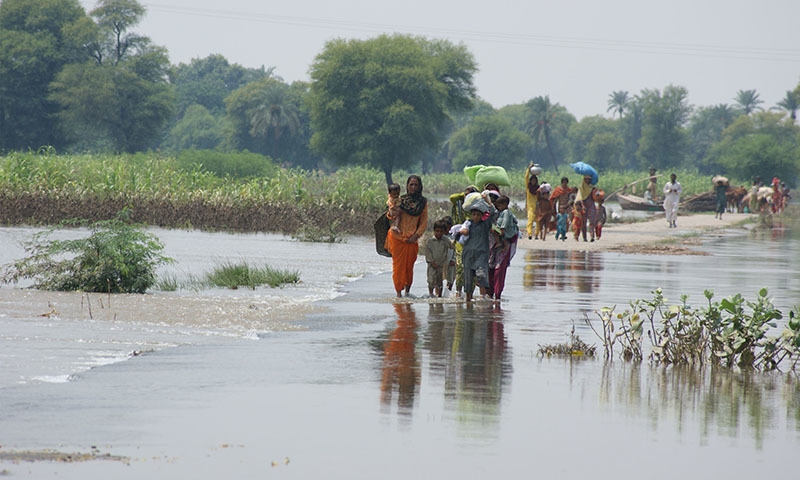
[488,195,518,301]
[387,183,402,233]
[461,192,497,302]
[424,219,454,297]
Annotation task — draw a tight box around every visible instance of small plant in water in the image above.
[204,261,299,289]
[585,288,800,371]
[1,210,172,294]
[538,325,597,358]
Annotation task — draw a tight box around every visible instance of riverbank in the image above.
[517,211,757,255]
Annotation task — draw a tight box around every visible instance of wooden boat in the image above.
[616,193,664,212]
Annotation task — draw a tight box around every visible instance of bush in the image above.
[176,149,277,179]
[1,211,172,294]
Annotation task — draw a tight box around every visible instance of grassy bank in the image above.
[0,151,751,237]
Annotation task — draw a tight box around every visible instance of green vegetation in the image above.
[537,326,597,357]
[203,261,299,289]
[307,34,477,185]
[587,288,800,371]
[1,1,797,186]
[0,151,769,238]
[1,211,172,293]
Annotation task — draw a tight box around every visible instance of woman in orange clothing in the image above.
[385,175,428,297]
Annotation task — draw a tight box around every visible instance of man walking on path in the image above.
[663,173,682,228]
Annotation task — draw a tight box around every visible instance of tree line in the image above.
[1,0,798,185]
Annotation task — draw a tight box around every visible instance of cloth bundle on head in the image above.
[570,162,598,185]
[757,186,774,200]
[712,175,729,186]
[538,182,552,194]
[463,164,511,187]
[463,191,491,213]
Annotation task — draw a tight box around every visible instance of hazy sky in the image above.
[80,0,800,119]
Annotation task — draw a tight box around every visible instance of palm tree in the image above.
[775,90,799,123]
[526,95,561,170]
[249,88,301,160]
[734,89,763,115]
[607,90,630,119]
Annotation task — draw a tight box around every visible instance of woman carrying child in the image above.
[386,175,428,297]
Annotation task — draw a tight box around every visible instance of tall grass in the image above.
[204,261,300,289]
[0,151,752,236]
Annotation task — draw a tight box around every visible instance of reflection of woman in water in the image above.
[380,303,420,414]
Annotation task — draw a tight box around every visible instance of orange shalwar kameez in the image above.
[385,204,428,295]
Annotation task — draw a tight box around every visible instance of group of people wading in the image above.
[525,166,607,243]
[384,175,519,303]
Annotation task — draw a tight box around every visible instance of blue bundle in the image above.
[570,162,598,185]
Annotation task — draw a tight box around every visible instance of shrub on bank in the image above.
[1,211,172,294]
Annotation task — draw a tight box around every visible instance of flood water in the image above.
[0,220,798,479]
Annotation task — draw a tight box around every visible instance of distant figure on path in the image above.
[714,178,729,219]
[663,173,682,228]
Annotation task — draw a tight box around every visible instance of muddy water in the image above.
[0,223,798,479]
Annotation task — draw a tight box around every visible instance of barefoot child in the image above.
[461,194,497,302]
[488,195,518,301]
[424,219,453,297]
[441,216,456,292]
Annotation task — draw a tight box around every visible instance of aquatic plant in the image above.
[537,325,597,357]
[1,210,172,294]
[204,260,299,289]
[587,288,800,371]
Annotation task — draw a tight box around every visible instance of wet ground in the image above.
[0,222,798,479]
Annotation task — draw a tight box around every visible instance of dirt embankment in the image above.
[517,211,756,255]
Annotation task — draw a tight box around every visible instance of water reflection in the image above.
[377,302,513,432]
[379,303,421,419]
[598,363,800,447]
[424,303,512,435]
[522,249,603,293]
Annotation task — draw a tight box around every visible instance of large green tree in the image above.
[775,89,799,123]
[607,90,630,119]
[164,104,226,151]
[635,85,692,171]
[448,115,530,172]
[49,0,173,152]
[170,54,271,118]
[567,116,624,170]
[0,0,95,151]
[224,77,316,167]
[687,103,737,173]
[524,96,575,171]
[734,89,763,116]
[709,111,799,185]
[307,34,477,185]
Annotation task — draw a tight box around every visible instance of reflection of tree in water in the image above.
[379,303,421,417]
[522,249,603,293]
[599,363,800,447]
[424,303,512,433]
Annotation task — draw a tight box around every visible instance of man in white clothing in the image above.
[662,173,682,228]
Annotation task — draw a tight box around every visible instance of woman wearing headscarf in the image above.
[524,164,541,240]
[385,175,428,297]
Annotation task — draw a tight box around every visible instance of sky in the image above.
[80,0,800,120]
